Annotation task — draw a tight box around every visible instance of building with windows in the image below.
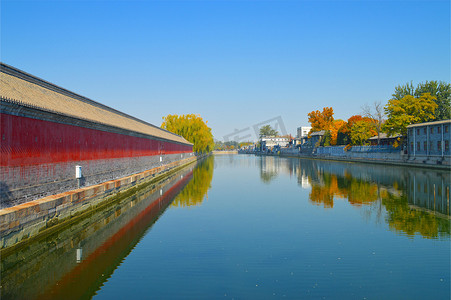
[296,126,312,139]
[367,133,403,146]
[260,136,290,151]
[295,126,312,145]
[308,130,325,147]
[406,120,451,161]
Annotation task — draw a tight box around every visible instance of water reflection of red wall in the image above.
[1,113,192,166]
[36,170,193,300]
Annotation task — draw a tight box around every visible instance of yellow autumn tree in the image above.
[307,107,334,133]
[162,114,214,153]
[383,93,437,136]
[330,119,346,146]
[350,119,377,145]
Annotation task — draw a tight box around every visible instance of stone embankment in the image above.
[243,147,450,171]
[0,155,199,255]
[213,150,238,155]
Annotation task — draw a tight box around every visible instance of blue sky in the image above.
[1,0,449,142]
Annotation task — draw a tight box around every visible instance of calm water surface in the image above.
[1,155,450,299]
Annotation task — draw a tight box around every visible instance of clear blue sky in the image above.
[1,0,449,142]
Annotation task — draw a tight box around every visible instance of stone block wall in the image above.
[0,152,194,208]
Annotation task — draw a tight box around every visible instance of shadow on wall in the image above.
[0,181,13,209]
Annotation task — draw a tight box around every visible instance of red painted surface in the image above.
[36,170,193,299]
[0,113,192,166]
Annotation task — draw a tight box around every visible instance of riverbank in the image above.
[213,150,238,155]
[245,151,451,171]
[0,155,202,255]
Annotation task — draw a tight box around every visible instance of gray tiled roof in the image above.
[0,63,191,145]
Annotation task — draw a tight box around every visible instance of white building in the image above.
[260,136,290,149]
[295,126,312,145]
[297,126,312,139]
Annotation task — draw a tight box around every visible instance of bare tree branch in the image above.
[362,101,385,145]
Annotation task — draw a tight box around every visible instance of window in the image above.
[423,128,427,134]
[446,140,449,151]
[445,126,449,133]
[437,141,441,150]
[417,142,421,151]
[438,126,441,134]
[431,127,434,134]
[430,142,433,151]
[410,142,413,151]
[417,129,420,135]
[424,141,427,151]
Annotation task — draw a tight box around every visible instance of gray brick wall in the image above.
[0,152,195,208]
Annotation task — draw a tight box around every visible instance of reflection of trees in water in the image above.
[257,156,450,239]
[343,176,379,206]
[259,156,294,184]
[259,156,280,184]
[308,172,378,208]
[304,162,449,239]
[309,174,344,208]
[171,156,214,207]
[260,171,278,184]
[382,193,450,239]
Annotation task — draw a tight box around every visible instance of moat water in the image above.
[1,155,450,299]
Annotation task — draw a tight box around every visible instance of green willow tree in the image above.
[161,114,214,153]
[259,125,279,137]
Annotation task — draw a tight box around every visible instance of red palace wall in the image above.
[0,112,193,208]
[1,113,192,167]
